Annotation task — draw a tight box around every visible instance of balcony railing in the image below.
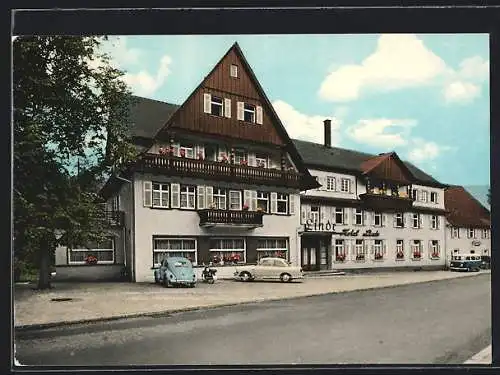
[198,209,264,229]
[96,210,125,228]
[136,154,302,188]
[359,192,414,211]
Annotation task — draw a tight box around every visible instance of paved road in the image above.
[15,274,490,366]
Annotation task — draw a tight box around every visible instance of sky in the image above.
[98,34,490,187]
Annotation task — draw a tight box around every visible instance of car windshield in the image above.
[173,261,189,267]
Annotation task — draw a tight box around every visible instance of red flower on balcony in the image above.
[158,147,167,155]
[85,255,98,265]
[432,252,440,258]
[242,203,249,211]
[396,251,404,259]
[230,254,241,263]
[220,153,229,163]
[413,251,422,259]
[179,148,186,158]
[374,253,384,260]
[356,254,365,261]
[240,159,248,166]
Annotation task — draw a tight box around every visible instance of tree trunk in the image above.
[37,240,53,290]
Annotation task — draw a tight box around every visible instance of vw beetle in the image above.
[153,257,197,287]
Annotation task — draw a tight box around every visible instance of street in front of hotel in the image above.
[15,271,490,365]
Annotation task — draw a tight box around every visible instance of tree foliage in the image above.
[13,36,136,289]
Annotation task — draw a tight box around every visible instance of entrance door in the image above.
[301,237,321,271]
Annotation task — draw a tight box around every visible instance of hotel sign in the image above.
[303,220,380,237]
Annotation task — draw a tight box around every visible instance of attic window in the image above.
[244,103,256,123]
[230,64,238,78]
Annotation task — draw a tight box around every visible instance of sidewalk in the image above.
[465,345,492,365]
[14,270,489,330]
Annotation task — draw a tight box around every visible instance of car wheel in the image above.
[162,276,171,288]
[280,273,292,283]
[240,271,252,282]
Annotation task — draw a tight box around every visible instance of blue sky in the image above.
[99,34,490,186]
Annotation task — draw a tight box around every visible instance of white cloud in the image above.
[407,138,455,165]
[319,34,489,105]
[345,118,417,148]
[121,55,172,96]
[319,34,448,102]
[272,100,341,145]
[443,81,481,103]
[102,37,141,67]
[456,56,489,81]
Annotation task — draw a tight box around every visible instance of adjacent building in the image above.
[295,121,448,271]
[444,185,491,266]
[53,42,491,281]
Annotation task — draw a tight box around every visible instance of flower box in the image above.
[396,252,405,260]
[85,255,98,265]
[413,252,422,259]
[431,253,440,259]
[374,254,384,260]
[355,255,365,261]
[336,254,346,262]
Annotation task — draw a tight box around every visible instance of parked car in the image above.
[449,254,482,272]
[153,257,197,287]
[233,257,303,282]
[480,255,491,269]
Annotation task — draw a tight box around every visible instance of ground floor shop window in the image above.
[335,239,346,262]
[69,237,115,265]
[354,239,365,261]
[153,238,197,267]
[257,238,288,261]
[210,238,245,265]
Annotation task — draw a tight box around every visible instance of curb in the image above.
[464,345,491,364]
[15,271,489,332]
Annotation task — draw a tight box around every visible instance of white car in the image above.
[233,257,303,283]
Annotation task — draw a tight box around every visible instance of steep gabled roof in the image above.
[292,139,446,187]
[150,42,317,188]
[444,185,490,228]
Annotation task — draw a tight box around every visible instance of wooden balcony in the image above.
[136,154,302,188]
[198,209,264,229]
[96,210,125,228]
[359,192,414,212]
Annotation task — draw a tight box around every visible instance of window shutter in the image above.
[224,98,232,118]
[349,179,353,193]
[370,244,374,255]
[419,214,423,228]
[290,194,296,215]
[256,106,263,124]
[173,143,180,157]
[143,181,152,207]
[301,206,307,224]
[435,192,439,204]
[251,190,257,211]
[371,212,376,226]
[363,242,368,256]
[393,214,397,228]
[237,101,244,120]
[205,186,214,207]
[171,183,180,208]
[402,213,406,227]
[382,214,386,227]
[436,216,440,229]
[343,208,348,225]
[244,190,252,208]
[203,93,211,114]
[270,192,278,213]
[345,242,350,259]
[383,242,387,255]
[197,186,206,209]
[248,152,256,167]
[320,206,324,221]
[363,211,368,226]
[428,240,432,259]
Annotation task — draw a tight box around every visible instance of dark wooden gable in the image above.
[157,43,285,146]
[361,152,415,184]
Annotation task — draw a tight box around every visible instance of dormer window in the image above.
[211,96,223,117]
[230,64,238,78]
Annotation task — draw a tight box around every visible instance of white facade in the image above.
[299,168,447,271]
[445,223,491,266]
[131,173,301,283]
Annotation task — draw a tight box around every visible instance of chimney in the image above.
[324,119,331,148]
